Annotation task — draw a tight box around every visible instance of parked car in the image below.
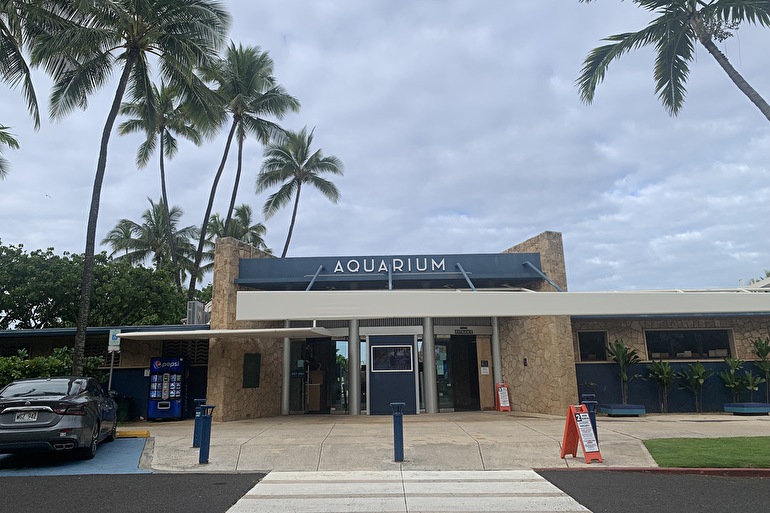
[0,376,118,459]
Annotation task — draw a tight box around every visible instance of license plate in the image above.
[14,411,38,423]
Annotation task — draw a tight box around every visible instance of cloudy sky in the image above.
[1,1,769,292]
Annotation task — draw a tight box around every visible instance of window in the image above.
[243,353,261,388]
[645,330,731,359]
[577,332,607,361]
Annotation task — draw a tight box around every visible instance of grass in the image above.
[644,436,770,468]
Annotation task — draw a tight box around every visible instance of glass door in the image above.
[435,339,454,411]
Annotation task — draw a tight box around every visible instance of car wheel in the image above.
[77,423,99,460]
[105,421,117,443]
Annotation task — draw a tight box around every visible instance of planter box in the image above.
[723,402,770,415]
[599,403,646,416]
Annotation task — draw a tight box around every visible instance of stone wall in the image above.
[207,237,282,421]
[502,231,568,292]
[498,231,577,414]
[499,315,577,414]
[572,316,770,361]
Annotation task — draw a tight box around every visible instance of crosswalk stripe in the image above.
[226,470,591,513]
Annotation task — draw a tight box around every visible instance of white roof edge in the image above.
[116,327,332,340]
[236,289,770,321]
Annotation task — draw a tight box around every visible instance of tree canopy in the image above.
[0,241,189,329]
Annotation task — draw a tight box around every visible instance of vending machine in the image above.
[148,357,185,420]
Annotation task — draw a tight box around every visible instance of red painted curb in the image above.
[534,467,770,477]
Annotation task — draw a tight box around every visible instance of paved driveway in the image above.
[0,438,149,476]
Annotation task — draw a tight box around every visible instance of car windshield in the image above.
[0,379,77,398]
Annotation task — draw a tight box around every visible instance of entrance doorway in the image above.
[289,338,349,414]
[434,335,480,411]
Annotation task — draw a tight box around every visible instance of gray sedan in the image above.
[0,377,118,459]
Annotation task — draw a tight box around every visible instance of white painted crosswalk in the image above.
[226,470,591,512]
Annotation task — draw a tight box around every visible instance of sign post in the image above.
[560,404,602,464]
[107,329,121,391]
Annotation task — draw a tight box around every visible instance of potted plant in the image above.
[676,361,713,413]
[719,357,745,403]
[751,338,770,403]
[601,339,645,415]
[646,360,675,413]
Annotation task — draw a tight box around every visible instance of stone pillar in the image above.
[207,237,281,421]
[422,317,438,414]
[348,319,360,415]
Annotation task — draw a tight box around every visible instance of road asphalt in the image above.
[130,410,770,512]
[4,411,769,512]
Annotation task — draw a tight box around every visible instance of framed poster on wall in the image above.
[371,345,413,372]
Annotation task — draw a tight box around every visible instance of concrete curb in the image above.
[536,466,770,477]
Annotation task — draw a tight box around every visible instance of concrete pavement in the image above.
[120,411,769,513]
[126,410,770,473]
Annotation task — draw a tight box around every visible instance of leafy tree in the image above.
[676,361,714,413]
[187,42,299,299]
[28,0,230,375]
[751,337,770,403]
[0,124,19,179]
[102,198,200,288]
[118,82,203,288]
[646,360,675,412]
[0,241,188,329]
[740,370,765,402]
[578,1,770,122]
[257,127,344,257]
[206,204,271,253]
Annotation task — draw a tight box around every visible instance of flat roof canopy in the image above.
[117,327,332,340]
[236,289,770,321]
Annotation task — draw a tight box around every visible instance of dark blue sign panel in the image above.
[368,336,417,415]
[236,252,543,290]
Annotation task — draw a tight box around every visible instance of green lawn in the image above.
[644,437,770,468]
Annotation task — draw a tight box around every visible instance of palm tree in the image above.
[206,204,271,253]
[0,125,19,180]
[257,127,343,258]
[187,42,299,299]
[102,198,199,285]
[118,82,203,289]
[578,1,770,122]
[29,0,230,374]
[0,0,44,128]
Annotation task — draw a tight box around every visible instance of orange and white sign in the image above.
[495,383,511,412]
[560,404,602,464]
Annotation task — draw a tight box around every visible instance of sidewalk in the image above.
[125,411,770,473]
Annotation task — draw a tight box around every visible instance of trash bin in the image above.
[117,396,132,423]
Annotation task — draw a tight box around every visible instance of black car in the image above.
[0,376,118,459]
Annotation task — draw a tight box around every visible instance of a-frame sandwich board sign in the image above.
[560,404,602,464]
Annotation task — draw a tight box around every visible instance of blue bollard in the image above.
[580,394,599,444]
[198,404,215,464]
[390,402,405,462]
[192,398,206,448]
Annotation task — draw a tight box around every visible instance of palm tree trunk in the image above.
[280,183,301,258]
[692,19,770,122]
[187,118,237,301]
[72,51,137,375]
[159,133,181,290]
[223,132,244,233]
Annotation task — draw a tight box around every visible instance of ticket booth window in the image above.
[578,332,607,361]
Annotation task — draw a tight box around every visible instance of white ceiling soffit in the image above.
[116,327,332,340]
[236,289,770,321]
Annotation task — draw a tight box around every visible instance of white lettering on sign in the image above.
[332,258,446,274]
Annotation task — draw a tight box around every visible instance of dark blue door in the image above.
[368,335,417,414]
